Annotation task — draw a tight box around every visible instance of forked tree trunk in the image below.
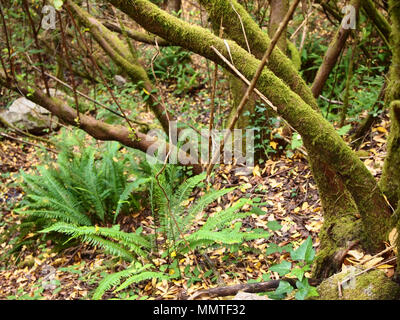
[197,0,386,277]
[106,0,392,259]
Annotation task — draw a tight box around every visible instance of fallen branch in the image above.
[188,277,320,300]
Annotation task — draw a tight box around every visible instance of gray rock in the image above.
[233,292,270,300]
[1,90,62,134]
[114,75,127,86]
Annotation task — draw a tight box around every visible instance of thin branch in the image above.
[231,1,251,54]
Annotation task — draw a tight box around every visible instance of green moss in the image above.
[316,268,400,300]
[313,214,361,279]
[287,41,301,71]
[199,0,317,110]
[380,0,400,208]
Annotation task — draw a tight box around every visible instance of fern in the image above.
[178,199,271,253]
[40,222,151,261]
[114,178,150,223]
[114,271,170,293]
[93,268,138,300]
[93,263,169,300]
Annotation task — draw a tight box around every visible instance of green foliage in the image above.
[16,130,145,226]
[150,46,200,95]
[40,223,151,262]
[148,166,271,254]
[92,262,169,300]
[267,236,319,300]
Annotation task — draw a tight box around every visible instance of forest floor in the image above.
[0,110,396,300]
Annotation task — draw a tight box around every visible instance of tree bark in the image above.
[380,1,400,210]
[268,0,289,54]
[311,0,361,99]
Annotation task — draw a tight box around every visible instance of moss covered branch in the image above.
[106,0,391,251]
[0,72,202,173]
[67,0,171,133]
[103,21,170,46]
[380,1,400,209]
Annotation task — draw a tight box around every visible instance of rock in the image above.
[232,292,270,300]
[114,75,127,86]
[315,266,400,300]
[1,89,63,134]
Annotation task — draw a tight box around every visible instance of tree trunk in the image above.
[268,0,289,54]
[106,0,392,255]
[380,1,400,211]
[311,0,361,99]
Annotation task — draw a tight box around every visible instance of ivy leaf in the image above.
[269,260,291,276]
[53,0,64,10]
[290,236,315,264]
[268,281,293,300]
[266,243,282,255]
[295,278,319,300]
[290,267,305,282]
[337,124,351,136]
[275,281,294,296]
[291,132,303,150]
[267,220,282,231]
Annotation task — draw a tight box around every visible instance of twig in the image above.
[0,113,55,146]
[339,256,397,295]
[65,4,137,136]
[209,47,276,110]
[290,10,313,40]
[231,2,251,54]
[208,19,223,166]
[58,11,80,124]
[22,0,50,96]
[24,57,145,125]
[0,131,57,153]
[356,246,395,266]
[319,95,344,105]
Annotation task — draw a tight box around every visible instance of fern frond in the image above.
[200,198,251,231]
[181,187,237,232]
[114,178,150,223]
[93,268,136,300]
[39,223,137,261]
[115,271,170,293]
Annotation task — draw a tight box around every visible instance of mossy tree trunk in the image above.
[379,1,400,274]
[106,0,392,258]
[196,0,382,277]
[380,1,400,212]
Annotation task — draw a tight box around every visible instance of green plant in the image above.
[39,223,151,262]
[150,46,200,95]
[16,133,146,226]
[148,166,271,252]
[267,236,319,300]
[92,262,170,300]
